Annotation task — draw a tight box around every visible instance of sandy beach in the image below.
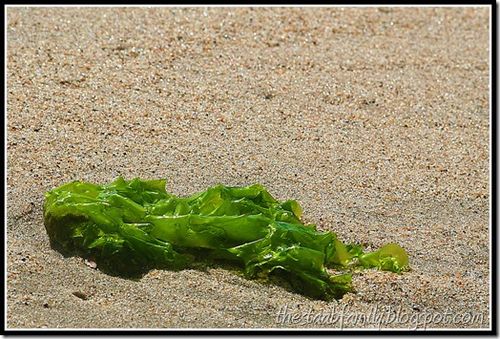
[6,7,490,329]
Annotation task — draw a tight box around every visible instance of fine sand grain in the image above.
[6,7,490,329]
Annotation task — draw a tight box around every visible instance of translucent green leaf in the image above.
[44,177,409,300]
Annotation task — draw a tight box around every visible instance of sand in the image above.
[6,6,490,329]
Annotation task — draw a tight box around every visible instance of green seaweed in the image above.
[43,177,409,300]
